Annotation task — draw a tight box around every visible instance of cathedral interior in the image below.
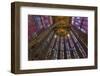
[28,15,88,60]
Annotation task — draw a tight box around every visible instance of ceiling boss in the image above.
[53,16,71,37]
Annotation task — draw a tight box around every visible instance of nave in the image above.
[28,15,88,60]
